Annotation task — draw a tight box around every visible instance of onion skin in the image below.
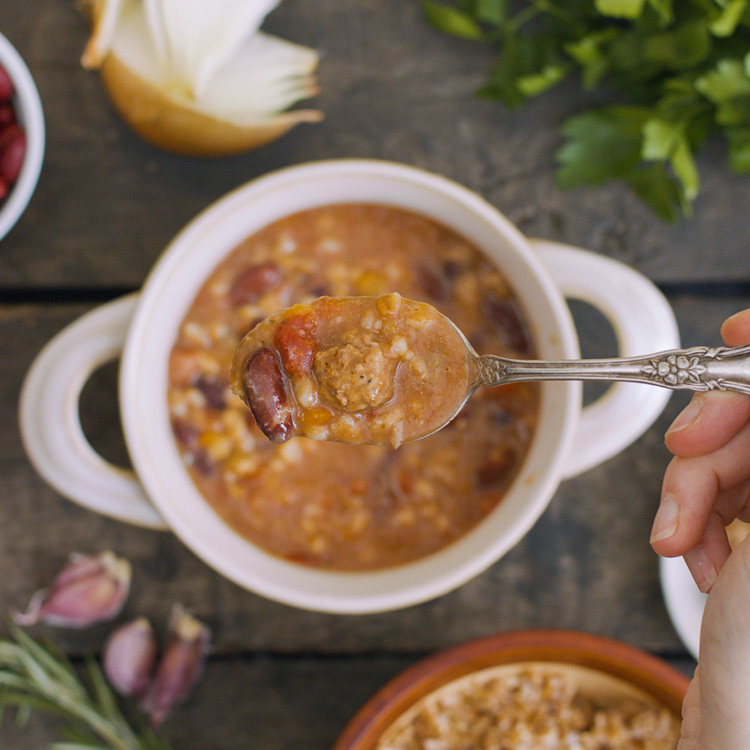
[99,53,322,157]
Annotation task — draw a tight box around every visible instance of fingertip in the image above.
[650,493,679,544]
[665,396,704,443]
[665,392,750,457]
[721,309,750,346]
[684,545,718,593]
[684,513,732,592]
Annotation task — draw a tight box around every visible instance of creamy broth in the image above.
[167,204,539,571]
[230,294,473,448]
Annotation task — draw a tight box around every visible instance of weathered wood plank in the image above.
[0,650,697,750]
[0,1,747,287]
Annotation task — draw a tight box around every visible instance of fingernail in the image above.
[666,396,704,436]
[651,494,680,542]
[684,546,717,593]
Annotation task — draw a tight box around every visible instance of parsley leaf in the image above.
[423,0,750,221]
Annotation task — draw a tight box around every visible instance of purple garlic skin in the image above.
[140,605,211,727]
[103,617,158,699]
[13,551,132,628]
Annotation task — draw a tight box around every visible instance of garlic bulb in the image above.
[78,0,321,156]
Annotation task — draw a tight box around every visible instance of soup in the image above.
[167,204,539,571]
[230,294,474,448]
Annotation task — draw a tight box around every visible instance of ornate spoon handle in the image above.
[477,345,750,396]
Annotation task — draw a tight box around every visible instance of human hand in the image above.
[651,309,750,588]
[650,309,750,749]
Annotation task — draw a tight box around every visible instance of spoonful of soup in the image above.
[230,293,472,447]
[231,293,750,447]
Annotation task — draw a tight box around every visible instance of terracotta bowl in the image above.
[332,630,689,750]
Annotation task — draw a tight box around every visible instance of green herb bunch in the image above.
[0,625,170,750]
[423,0,750,221]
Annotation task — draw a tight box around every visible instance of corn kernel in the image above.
[199,431,233,461]
[355,271,387,296]
[302,407,334,428]
[376,292,402,317]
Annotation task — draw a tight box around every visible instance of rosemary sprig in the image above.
[0,624,171,750]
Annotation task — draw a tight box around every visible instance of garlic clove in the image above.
[103,617,159,698]
[13,551,132,628]
[139,605,211,727]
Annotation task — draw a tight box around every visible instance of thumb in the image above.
[698,534,750,749]
[676,669,701,750]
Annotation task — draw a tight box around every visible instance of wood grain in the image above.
[0,0,747,746]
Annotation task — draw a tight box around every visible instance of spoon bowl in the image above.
[232,293,750,447]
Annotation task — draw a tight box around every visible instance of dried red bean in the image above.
[0,123,21,150]
[0,127,25,185]
[228,262,282,306]
[0,103,16,127]
[273,313,317,377]
[0,64,13,102]
[481,295,530,354]
[242,348,295,443]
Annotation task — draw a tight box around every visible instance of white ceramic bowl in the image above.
[20,160,679,613]
[0,33,45,242]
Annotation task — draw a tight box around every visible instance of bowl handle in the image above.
[531,240,680,479]
[18,294,168,529]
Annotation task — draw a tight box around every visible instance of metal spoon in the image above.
[426,321,750,443]
[470,343,750,395]
[233,293,750,446]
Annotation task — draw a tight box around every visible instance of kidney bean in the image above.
[171,418,200,447]
[0,126,25,185]
[417,264,448,301]
[190,447,217,477]
[481,294,530,354]
[476,448,515,486]
[308,284,332,298]
[0,64,13,102]
[273,313,317,377]
[228,262,282,306]
[195,375,227,410]
[242,348,295,443]
[441,259,462,279]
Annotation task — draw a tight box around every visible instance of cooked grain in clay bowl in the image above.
[332,630,688,750]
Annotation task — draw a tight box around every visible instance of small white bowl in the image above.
[0,33,45,242]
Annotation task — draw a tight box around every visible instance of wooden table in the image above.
[2,2,747,747]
